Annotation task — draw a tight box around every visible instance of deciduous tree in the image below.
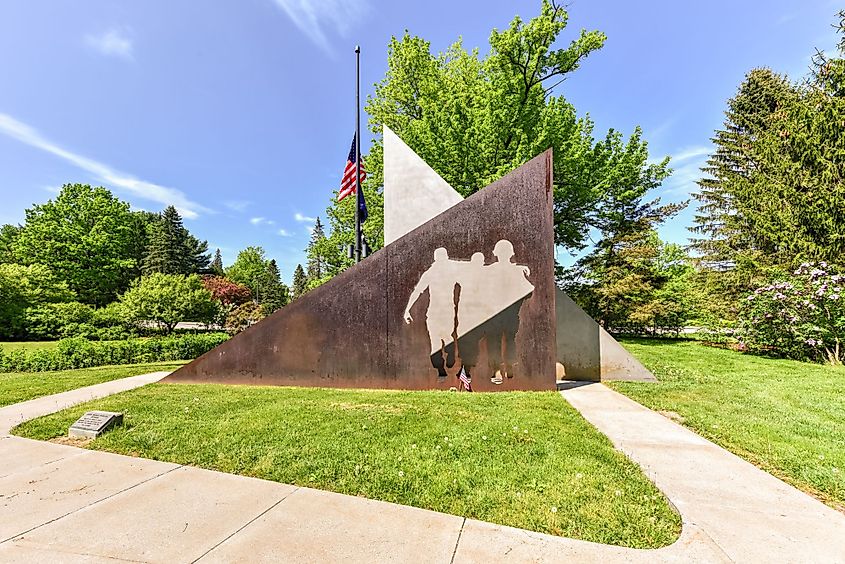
[14,184,136,305]
[119,273,217,334]
[320,1,668,278]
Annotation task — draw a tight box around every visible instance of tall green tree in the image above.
[211,248,225,276]
[320,1,668,278]
[0,224,20,264]
[291,264,307,299]
[14,184,136,305]
[226,246,270,298]
[564,174,685,330]
[690,12,845,322]
[306,217,326,282]
[185,234,211,273]
[128,211,159,279]
[0,263,74,338]
[142,205,210,275]
[142,206,186,275]
[259,259,289,314]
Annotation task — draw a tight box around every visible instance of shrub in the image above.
[0,333,229,373]
[739,262,845,364]
[200,275,252,306]
[120,273,219,334]
[24,302,95,340]
[225,302,265,334]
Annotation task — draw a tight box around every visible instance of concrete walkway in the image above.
[0,376,843,562]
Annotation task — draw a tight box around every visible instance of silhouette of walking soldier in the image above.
[403,247,461,381]
[404,241,534,385]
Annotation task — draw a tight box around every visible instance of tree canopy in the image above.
[14,184,137,306]
[318,0,668,277]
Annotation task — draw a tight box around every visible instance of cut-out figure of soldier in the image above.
[484,240,533,383]
[404,247,461,380]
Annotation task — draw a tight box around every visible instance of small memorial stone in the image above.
[68,411,123,439]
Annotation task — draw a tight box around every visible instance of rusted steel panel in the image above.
[165,150,556,391]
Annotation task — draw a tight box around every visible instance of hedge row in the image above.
[0,333,229,373]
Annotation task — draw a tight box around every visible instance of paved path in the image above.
[1,377,843,562]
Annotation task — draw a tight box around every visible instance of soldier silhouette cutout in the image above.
[404,240,534,385]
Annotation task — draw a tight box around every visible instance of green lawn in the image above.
[0,341,60,352]
[0,362,186,407]
[613,338,845,511]
[13,385,680,548]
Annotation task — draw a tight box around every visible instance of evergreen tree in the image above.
[564,167,684,330]
[690,69,794,266]
[688,69,794,322]
[142,205,210,275]
[689,12,845,322]
[211,248,224,276]
[129,211,159,279]
[185,234,211,273]
[306,217,327,283]
[291,264,307,299]
[260,259,289,314]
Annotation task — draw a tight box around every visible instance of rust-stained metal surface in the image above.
[165,150,556,391]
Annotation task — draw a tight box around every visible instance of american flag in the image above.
[338,133,366,202]
[458,366,472,392]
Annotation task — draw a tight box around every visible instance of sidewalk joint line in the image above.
[0,463,183,545]
[192,486,301,563]
[449,517,466,564]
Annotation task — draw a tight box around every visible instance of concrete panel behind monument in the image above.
[382,125,654,382]
[165,151,556,391]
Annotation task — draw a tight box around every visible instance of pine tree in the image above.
[690,69,794,271]
[291,264,307,299]
[211,248,224,276]
[142,207,184,275]
[306,217,327,283]
[142,206,211,275]
[260,259,289,314]
[564,155,683,330]
[185,234,211,273]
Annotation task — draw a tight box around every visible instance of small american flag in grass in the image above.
[458,366,472,392]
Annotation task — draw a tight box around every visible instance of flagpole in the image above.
[354,45,362,263]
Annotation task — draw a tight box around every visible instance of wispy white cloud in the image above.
[671,146,711,164]
[224,200,251,212]
[0,113,208,219]
[271,0,368,54]
[85,28,133,60]
[660,145,713,198]
[294,212,317,223]
[42,185,61,195]
[250,217,275,226]
[278,228,292,237]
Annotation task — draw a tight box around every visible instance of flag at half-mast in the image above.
[337,133,368,222]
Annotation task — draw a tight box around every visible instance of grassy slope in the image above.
[613,338,845,510]
[14,385,680,548]
[0,362,186,407]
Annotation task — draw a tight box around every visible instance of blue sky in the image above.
[0,0,841,281]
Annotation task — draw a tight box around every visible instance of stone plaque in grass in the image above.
[69,411,123,439]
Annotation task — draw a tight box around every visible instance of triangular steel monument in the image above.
[166,127,653,391]
[382,126,654,383]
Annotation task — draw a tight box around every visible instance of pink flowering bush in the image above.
[739,262,845,364]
